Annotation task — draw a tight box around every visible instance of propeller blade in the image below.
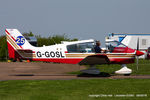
[137,38,139,50]
[136,37,139,70]
[136,56,139,70]
[136,38,144,56]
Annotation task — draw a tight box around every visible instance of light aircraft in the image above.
[5,29,144,75]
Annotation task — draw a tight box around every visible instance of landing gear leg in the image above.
[115,64,132,75]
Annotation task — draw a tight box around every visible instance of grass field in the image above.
[0,60,150,100]
[68,59,150,75]
[0,79,149,100]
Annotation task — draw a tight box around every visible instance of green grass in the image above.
[68,59,150,75]
[0,79,149,100]
[0,60,150,100]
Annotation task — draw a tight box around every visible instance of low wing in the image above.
[79,54,110,65]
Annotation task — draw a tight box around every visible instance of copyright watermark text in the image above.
[89,94,147,98]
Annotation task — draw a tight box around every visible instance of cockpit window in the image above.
[67,44,78,53]
[106,41,127,52]
[67,42,94,53]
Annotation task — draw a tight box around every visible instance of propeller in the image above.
[136,38,139,70]
[135,38,145,70]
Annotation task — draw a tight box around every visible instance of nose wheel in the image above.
[115,64,132,75]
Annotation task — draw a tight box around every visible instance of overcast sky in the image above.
[0,0,150,46]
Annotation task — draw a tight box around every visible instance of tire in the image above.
[124,74,130,76]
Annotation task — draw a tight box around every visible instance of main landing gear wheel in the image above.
[115,64,132,76]
[80,66,100,75]
[79,65,110,77]
[124,74,131,76]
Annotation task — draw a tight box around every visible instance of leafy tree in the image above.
[36,34,78,46]
[23,31,34,36]
[0,36,8,60]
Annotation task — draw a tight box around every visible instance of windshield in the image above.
[105,41,127,52]
[67,42,95,53]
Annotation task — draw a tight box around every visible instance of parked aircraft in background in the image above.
[5,29,144,75]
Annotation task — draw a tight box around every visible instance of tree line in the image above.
[0,32,78,60]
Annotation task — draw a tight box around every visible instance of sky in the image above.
[0,0,150,46]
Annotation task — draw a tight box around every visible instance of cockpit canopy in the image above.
[105,41,127,52]
[67,42,95,53]
[66,40,134,53]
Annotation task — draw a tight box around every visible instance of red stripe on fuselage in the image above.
[31,58,135,64]
[32,58,83,64]
[109,58,135,64]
